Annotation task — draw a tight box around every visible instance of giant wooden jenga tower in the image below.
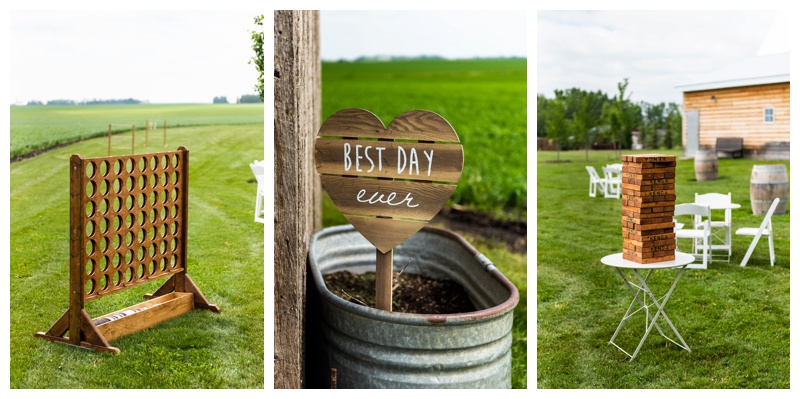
[621,154,677,263]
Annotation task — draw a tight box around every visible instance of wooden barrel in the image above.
[750,164,788,215]
[694,151,718,181]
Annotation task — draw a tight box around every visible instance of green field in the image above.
[322,59,527,388]
[322,59,527,213]
[10,122,264,388]
[537,150,789,388]
[10,103,263,159]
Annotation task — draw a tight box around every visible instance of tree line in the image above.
[537,78,682,160]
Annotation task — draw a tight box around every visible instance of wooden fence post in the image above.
[273,10,321,389]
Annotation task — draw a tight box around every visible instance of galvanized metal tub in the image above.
[308,225,519,389]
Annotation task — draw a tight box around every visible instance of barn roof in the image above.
[675,52,789,92]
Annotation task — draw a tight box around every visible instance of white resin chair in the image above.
[736,197,779,267]
[602,166,622,199]
[694,192,732,261]
[250,160,265,223]
[586,166,608,198]
[674,203,711,269]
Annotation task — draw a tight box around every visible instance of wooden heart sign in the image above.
[315,108,463,253]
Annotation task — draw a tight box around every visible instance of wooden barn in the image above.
[675,52,789,159]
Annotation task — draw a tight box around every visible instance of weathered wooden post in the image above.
[273,10,321,389]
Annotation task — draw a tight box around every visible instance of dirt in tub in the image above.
[323,270,477,314]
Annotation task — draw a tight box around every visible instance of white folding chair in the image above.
[249,160,265,223]
[602,166,621,199]
[586,166,608,198]
[674,203,711,269]
[694,192,732,262]
[736,197,779,267]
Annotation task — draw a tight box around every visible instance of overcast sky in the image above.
[321,10,526,61]
[9,10,261,105]
[538,10,788,105]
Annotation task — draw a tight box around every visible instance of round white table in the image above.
[601,252,695,361]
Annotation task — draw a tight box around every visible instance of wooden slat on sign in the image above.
[345,215,428,253]
[318,108,459,142]
[321,175,456,220]
[315,138,463,182]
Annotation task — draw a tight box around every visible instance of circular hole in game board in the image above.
[160,257,168,271]
[160,207,167,221]
[138,211,146,228]
[85,240,95,256]
[149,191,158,206]
[113,271,121,286]
[149,209,157,223]
[85,201,95,218]
[137,228,146,243]
[137,193,146,209]
[86,162,96,179]
[139,175,147,190]
[113,215,121,231]
[126,195,135,211]
[100,274,109,290]
[125,249,134,265]
[139,157,147,172]
[170,254,179,268]
[172,171,180,185]
[150,174,158,189]
[170,237,178,251]
[126,176,135,192]
[85,279,95,295]
[113,234,121,250]
[86,181,97,198]
[100,237,109,253]
[171,221,179,235]
[137,247,145,261]
[126,267,134,282]
[126,158,135,173]
[149,226,157,240]
[99,180,109,195]
[160,173,169,187]
[102,255,110,272]
[125,231,134,246]
[171,205,179,219]
[85,220,96,237]
[159,224,167,238]
[100,199,110,215]
[99,218,108,234]
[149,243,157,258]
[159,240,167,254]
[85,259,95,276]
[149,260,157,275]
[161,155,170,169]
[150,156,158,171]
[113,197,122,213]
[113,178,123,194]
[114,159,123,175]
[100,160,110,177]
[172,154,179,168]
[124,213,133,229]
[138,265,146,278]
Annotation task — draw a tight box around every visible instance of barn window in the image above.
[764,107,774,123]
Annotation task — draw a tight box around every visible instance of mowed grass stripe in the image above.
[10,124,264,388]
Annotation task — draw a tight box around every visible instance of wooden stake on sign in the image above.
[375,249,393,311]
[315,109,463,313]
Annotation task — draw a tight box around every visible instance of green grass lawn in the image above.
[537,149,789,388]
[323,59,527,214]
[10,124,264,388]
[10,103,264,159]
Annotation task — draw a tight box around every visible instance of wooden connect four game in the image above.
[35,147,220,354]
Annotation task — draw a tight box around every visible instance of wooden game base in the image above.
[34,275,219,354]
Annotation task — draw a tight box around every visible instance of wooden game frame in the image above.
[35,147,220,354]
